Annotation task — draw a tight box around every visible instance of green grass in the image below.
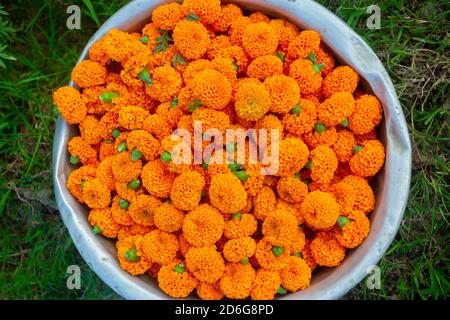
[0,0,448,299]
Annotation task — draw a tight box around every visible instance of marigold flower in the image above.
[117,223,153,240]
[281,98,317,135]
[96,156,116,191]
[182,0,221,24]
[349,139,385,177]
[196,281,224,300]
[117,106,149,130]
[264,75,300,114]
[158,261,198,298]
[250,269,281,300]
[332,129,356,163]
[102,29,146,63]
[276,137,309,177]
[223,213,258,239]
[151,2,185,31]
[253,186,276,221]
[288,30,321,60]
[53,86,87,124]
[178,233,192,257]
[98,111,119,140]
[207,35,232,60]
[255,238,290,271]
[217,45,250,74]
[332,181,357,216]
[262,208,299,248]
[210,57,238,86]
[126,129,160,161]
[228,16,252,46]
[289,58,323,95]
[310,232,346,267]
[155,101,184,128]
[142,114,173,142]
[280,256,311,292]
[334,210,370,248]
[269,19,299,52]
[276,200,304,225]
[354,130,378,145]
[68,136,98,167]
[315,46,335,76]
[303,125,338,149]
[212,3,243,32]
[183,204,225,246]
[247,55,283,81]
[88,208,120,238]
[171,170,205,211]
[309,145,338,184]
[71,60,107,89]
[183,59,212,86]
[318,92,355,127]
[185,246,225,283]
[111,151,142,183]
[223,236,256,262]
[220,262,256,299]
[276,176,309,204]
[242,22,278,58]
[192,69,232,109]
[145,65,182,102]
[79,116,102,145]
[348,94,383,135]
[141,229,179,265]
[141,160,176,198]
[154,202,185,233]
[110,195,133,225]
[128,194,161,226]
[67,165,97,203]
[88,38,110,65]
[117,235,152,275]
[81,179,111,209]
[340,175,375,214]
[300,191,340,230]
[173,20,211,60]
[234,81,271,121]
[300,239,317,271]
[209,173,247,213]
[322,66,359,98]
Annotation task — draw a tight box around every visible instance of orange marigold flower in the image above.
[142,114,173,141]
[88,38,110,65]
[173,20,211,60]
[117,235,152,275]
[111,195,133,225]
[111,151,142,183]
[315,46,335,76]
[82,179,111,209]
[53,86,87,124]
[212,3,243,32]
[264,75,300,114]
[318,92,355,127]
[102,29,146,63]
[207,35,232,60]
[71,60,107,88]
[154,202,185,233]
[280,256,311,292]
[155,102,184,129]
[210,57,238,87]
[68,136,98,166]
[80,86,108,116]
[354,130,378,145]
[300,191,340,230]
[332,181,357,216]
[250,269,281,300]
[99,111,119,140]
[141,229,179,265]
[223,213,258,239]
[128,194,162,226]
[185,246,225,283]
[117,106,149,130]
[115,179,144,202]
[288,30,321,60]
[151,2,186,31]
[332,129,356,163]
[322,66,359,98]
[145,65,182,102]
[141,160,176,198]
[269,19,300,52]
[182,203,224,246]
[276,137,309,177]
[276,200,304,225]
[178,233,192,257]
[196,281,224,300]
[209,173,247,213]
[253,185,277,221]
[276,176,309,203]
[171,170,205,211]
[349,139,385,177]
[234,81,271,121]
[262,208,299,248]
[348,94,383,135]
[192,69,232,109]
[183,59,213,86]
[301,239,317,271]
[182,0,221,25]
[310,232,346,267]
[88,208,120,238]
[341,175,375,214]
[223,236,256,262]
[303,125,338,149]
[117,223,153,240]
[96,156,116,191]
[158,261,198,298]
[79,116,102,145]
[289,59,323,95]
[242,22,278,58]
[126,129,160,161]
[282,98,317,135]
[220,262,256,299]
[67,165,97,203]
[228,16,252,46]
[255,237,290,271]
[247,55,283,80]
[290,227,306,253]
[334,210,370,248]
[309,145,338,184]
[217,45,250,75]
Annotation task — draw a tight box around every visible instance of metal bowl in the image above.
[52,0,412,299]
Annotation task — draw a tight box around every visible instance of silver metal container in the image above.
[52,0,412,299]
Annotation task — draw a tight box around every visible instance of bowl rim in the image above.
[52,0,412,300]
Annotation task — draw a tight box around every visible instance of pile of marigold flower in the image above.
[54,0,386,300]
